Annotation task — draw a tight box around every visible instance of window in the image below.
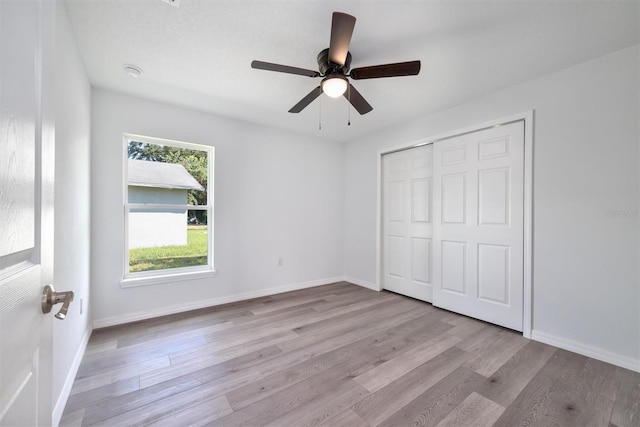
[123,134,214,284]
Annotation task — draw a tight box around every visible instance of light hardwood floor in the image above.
[60,282,640,427]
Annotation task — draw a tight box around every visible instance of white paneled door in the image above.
[382,121,525,330]
[433,121,524,331]
[0,0,54,425]
[382,145,433,302]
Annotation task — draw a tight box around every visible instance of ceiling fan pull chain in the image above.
[318,94,322,130]
[347,84,351,126]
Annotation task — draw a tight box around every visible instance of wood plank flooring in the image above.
[60,282,640,427]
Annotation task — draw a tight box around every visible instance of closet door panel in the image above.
[433,121,524,331]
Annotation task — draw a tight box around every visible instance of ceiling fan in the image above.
[251,12,421,115]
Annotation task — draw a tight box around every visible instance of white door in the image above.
[433,121,524,331]
[0,0,55,425]
[382,145,433,302]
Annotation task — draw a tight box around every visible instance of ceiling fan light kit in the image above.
[322,75,348,98]
[251,11,421,119]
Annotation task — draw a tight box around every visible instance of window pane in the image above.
[128,209,208,273]
[124,135,213,278]
[127,141,208,206]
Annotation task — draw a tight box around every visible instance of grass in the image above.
[129,225,208,273]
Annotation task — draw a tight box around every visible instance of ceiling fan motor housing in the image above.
[317,48,351,76]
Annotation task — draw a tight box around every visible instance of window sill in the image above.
[120,268,217,288]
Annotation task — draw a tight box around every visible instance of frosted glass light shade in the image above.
[322,76,348,98]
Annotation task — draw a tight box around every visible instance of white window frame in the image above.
[120,133,215,288]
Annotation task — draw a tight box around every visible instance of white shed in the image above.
[128,159,204,249]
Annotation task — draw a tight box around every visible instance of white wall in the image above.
[128,186,187,204]
[344,46,640,370]
[53,1,92,424]
[129,210,189,249]
[128,186,189,249]
[91,90,345,325]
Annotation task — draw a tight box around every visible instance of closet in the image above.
[381,121,524,331]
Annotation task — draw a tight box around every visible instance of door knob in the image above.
[42,285,75,320]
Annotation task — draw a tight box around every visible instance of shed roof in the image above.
[128,159,204,191]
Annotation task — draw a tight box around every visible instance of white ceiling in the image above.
[65,0,639,142]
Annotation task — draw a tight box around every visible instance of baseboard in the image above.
[344,276,380,291]
[52,324,93,427]
[92,276,345,329]
[531,330,640,373]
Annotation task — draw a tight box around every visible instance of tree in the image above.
[128,141,209,223]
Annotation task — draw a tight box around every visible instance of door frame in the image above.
[376,111,534,338]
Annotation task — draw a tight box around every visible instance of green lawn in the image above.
[129,226,208,272]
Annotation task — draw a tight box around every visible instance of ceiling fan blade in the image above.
[251,60,320,78]
[289,86,323,113]
[328,12,356,66]
[350,60,421,80]
[344,83,373,115]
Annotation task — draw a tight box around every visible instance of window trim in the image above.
[121,133,215,287]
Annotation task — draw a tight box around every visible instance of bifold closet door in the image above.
[382,145,433,302]
[432,121,524,331]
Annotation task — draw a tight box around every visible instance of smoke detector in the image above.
[161,0,181,7]
[123,64,142,78]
